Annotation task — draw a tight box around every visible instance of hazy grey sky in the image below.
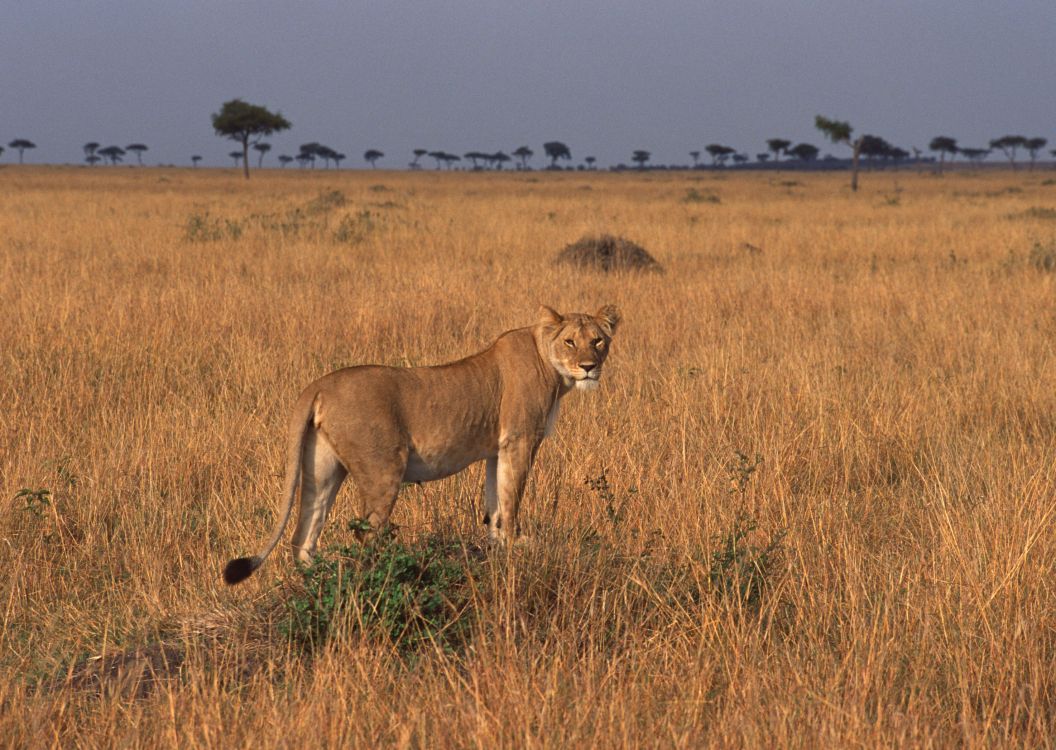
[3,1,1054,167]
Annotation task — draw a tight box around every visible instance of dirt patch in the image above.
[59,642,186,700]
[554,234,663,273]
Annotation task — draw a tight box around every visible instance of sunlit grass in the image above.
[2,164,1055,747]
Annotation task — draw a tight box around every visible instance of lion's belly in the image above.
[402,447,486,483]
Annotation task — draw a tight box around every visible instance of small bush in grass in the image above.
[1029,241,1056,273]
[283,525,479,655]
[706,514,785,609]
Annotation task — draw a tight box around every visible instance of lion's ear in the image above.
[594,305,620,335]
[537,305,564,329]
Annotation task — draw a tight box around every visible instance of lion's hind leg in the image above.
[290,428,348,563]
[346,449,407,542]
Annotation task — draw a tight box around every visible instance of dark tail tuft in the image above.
[223,556,261,585]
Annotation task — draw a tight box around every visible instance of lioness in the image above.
[223,305,620,584]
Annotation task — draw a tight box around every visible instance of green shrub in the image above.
[284,527,479,655]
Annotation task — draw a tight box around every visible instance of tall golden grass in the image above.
[2,164,1055,747]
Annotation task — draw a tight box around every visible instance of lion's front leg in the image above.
[483,456,498,528]
[489,438,538,543]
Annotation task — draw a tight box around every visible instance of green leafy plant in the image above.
[707,514,785,608]
[185,212,242,242]
[16,488,51,518]
[684,188,720,204]
[1029,241,1056,272]
[728,450,763,495]
[284,526,479,655]
[333,210,376,244]
[585,471,625,527]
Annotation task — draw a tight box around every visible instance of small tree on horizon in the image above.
[585,156,596,170]
[705,144,735,166]
[513,146,533,170]
[960,147,989,166]
[229,151,243,167]
[989,135,1027,169]
[767,138,791,163]
[689,150,701,167]
[211,98,291,179]
[364,149,384,168]
[191,155,202,168]
[98,145,125,165]
[815,115,863,191]
[788,143,819,162]
[929,136,958,174]
[1025,138,1048,170]
[8,139,36,164]
[253,142,272,168]
[632,150,650,169]
[277,154,293,168]
[543,141,571,168]
[410,148,427,169]
[126,143,148,166]
[83,142,100,164]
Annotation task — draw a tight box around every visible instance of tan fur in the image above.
[224,305,620,582]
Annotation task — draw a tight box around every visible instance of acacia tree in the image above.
[1025,138,1048,170]
[126,143,148,165]
[0,145,4,161]
[543,141,571,168]
[316,146,339,168]
[83,142,100,165]
[585,156,596,170]
[98,145,125,165]
[229,151,243,167]
[211,99,291,179]
[410,148,427,169]
[767,138,791,163]
[960,147,989,166]
[788,143,819,162]
[427,150,446,169]
[929,136,958,174]
[689,150,701,167]
[253,142,272,168]
[299,142,322,167]
[490,151,511,170]
[705,143,734,166]
[513,146,533,169]
[364,149,384,168]
[815,115,863,191]
[8,139,36,164]
[632,150,650,169]
[191,155,202,168]
[277,154,293,168]
[463,151,486,169]
[989,135,1027,169]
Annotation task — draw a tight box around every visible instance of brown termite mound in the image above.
[555,234,663,273]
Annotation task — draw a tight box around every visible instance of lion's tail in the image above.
[223,392,316,585]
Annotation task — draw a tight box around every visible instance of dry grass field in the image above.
[2,163,1055,747]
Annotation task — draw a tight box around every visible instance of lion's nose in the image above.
[580,363,597,373]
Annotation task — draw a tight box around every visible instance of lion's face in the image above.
[538,305,620,391]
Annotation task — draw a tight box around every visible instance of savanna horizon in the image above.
[2,165,1055,747]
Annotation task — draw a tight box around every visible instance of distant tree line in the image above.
[3,100,1052,181]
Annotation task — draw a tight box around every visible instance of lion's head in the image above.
[536,305,620,391]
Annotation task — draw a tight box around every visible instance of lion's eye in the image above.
[592,338,604,348]
[563,338,575,348]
